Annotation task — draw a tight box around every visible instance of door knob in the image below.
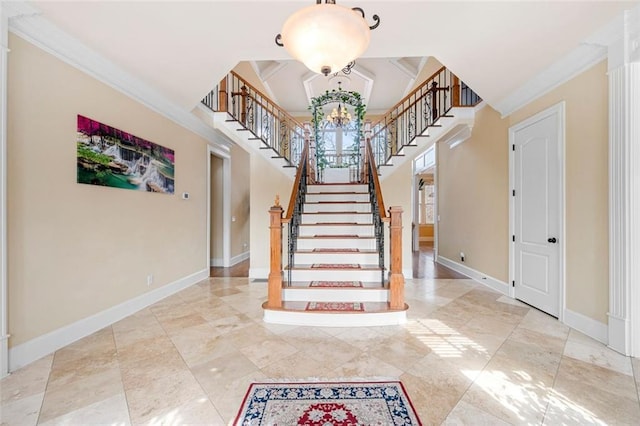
[548,237,557,243]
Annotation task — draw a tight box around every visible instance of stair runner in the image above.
[262,182,408,327]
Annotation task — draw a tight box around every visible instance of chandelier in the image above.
[275,1,380,76]
[326,103,352,128]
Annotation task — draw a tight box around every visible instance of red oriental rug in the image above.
[233,381,422,425]
[306,302,364,311]
[311,263,361,269]
[310,281,363,288]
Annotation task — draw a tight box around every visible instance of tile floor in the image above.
[1,277,639,425]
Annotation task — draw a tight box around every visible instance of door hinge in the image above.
[512,280,515,287]
[512,189,516,196]
[512,235,515,242]
[512,144,515,151]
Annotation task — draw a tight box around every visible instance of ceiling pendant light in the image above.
[275,0,380,76]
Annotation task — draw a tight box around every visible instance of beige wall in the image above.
[381,162,413,275]
[437,106,510,281]
[249,153,293,277]
[230,144,250,258]
[210,155,224,262]
[509,61,609,323]
[7,34,208,346]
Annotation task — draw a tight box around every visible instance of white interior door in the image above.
[512,106,563,317]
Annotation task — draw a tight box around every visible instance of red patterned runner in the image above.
[310,281,363,288]
[306,302,364,311]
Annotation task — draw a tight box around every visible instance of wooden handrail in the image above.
[283,140,309,223]
[371,66,446,129]
[365,138,389,222]
[229,71,303,128]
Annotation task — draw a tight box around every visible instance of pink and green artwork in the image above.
[76,115,175,194]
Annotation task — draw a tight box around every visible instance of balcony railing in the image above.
[370,67,481,167]
[201,72,307,168]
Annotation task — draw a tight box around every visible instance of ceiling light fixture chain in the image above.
[274,0,381,76]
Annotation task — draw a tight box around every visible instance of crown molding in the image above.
[8,7,230,152]
[494,43,607,117]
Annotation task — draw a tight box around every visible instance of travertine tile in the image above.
[564,329,633,376]
[0,354,52,404]
[0,391,43,426]
[2,275,639,425]
[444,400,511,426]
[545,357,640,425]
[38,392,130,426]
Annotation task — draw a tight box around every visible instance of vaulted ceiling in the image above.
[27,0,639,116]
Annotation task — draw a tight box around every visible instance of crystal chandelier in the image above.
[326,103,352,128]
[275,1,380,76]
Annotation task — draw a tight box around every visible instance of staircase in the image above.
[263,177,408,326]
[198,66,481,326]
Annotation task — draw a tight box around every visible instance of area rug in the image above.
[311,263,361,269]
[305,302,364,311]
[310,281,363,288]
[233,381,422,425]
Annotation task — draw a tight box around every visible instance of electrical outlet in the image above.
[147,274,153,286]
[460,252,465,262]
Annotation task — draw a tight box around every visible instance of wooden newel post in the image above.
[218,77,228,112]
[388,206,405,309]
[267,199,284,309]
[452,75,461,107]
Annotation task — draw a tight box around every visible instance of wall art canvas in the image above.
[77,115,175,194]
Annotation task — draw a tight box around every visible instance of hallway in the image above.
[1,275,638,425]
[413,241,468,279]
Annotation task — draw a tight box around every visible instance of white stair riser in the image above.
[302,213,372,224]
[299,225,374,237]
[297,238,376,250]
[304,203,371,213]
[307,185,368,194]
[294,252,378,264]
[290,269,384,281]
[306,193,370,203]
[283,288,388,302]
[263,309,407,327]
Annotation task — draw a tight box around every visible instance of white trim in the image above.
[249,268,270,280]
[230,251,250,266]
[403,268,413,280]
[8,268,208,372]
[263,309,406,327]
[0,4,9,379]
[508,102,566,322]
[7,9,230,154]
[607,61,640,356]
[222,157,231,267]
[496,44,607,117]
[564,308,608,345]
[211,252,249,268]
[436,255,509,296]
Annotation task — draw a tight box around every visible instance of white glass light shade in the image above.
[281,3,370,75]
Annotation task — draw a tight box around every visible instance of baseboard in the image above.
[436,255,509,296]
[403,268,413,280]
[249,268,269,280]
[8,268,209,372]
[230,251,250,266]
[210,252,249,268]
[564,308,608,345]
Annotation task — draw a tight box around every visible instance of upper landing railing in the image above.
[370,67,481,167]
[202,71,307,169]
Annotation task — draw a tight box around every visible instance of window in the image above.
[419,177,434,224]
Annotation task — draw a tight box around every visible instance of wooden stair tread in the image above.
[287,264,383,270]
[296,249,377,254]
[301,223,372,226]
[298,235,374,239]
